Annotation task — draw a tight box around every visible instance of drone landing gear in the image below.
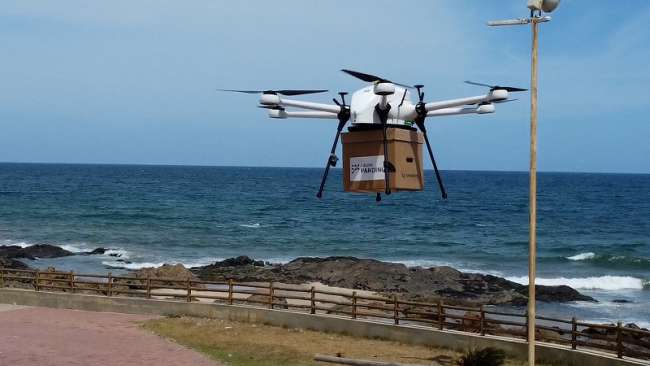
[316,93,350,199]
[412,85,448,200]
[415,119,448,200]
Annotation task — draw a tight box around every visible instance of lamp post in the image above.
[488,1,560,365]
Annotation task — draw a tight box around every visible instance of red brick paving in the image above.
[0,306,218,366]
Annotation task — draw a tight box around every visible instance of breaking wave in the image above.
[103,249,130,258]
[59,244,89,253]
[506,275,649,291]
[0,240,31,248]
[564,252,650,269]
[101,257,223,270]
[567,252,596,261]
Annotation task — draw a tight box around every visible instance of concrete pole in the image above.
[528,18,539,366]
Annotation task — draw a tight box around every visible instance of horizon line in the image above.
[1,160,648,176]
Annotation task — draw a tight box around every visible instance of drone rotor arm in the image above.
[426,104,495,118]
[283,111,338,119]
[423,94,492,113]
[278,98,341,114]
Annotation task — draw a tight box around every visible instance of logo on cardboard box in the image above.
[350,155,385,182]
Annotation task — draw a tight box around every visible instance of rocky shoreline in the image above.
[190,255,596,306]
[1,245,596,306]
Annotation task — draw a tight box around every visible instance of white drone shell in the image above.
[350,85,413,125]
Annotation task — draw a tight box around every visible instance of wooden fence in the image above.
[1,267,649,361]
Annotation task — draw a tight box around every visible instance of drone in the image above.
[220,69,526,202]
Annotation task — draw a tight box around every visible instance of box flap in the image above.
[342,128,423,144]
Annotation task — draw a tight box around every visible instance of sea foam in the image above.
[506,275,647,291]
[59,244,89,253]
[102,257,223,270]
[567,252,596,261]
[103,249,130,259]
[239,223,261,228]
[0,240,32,248]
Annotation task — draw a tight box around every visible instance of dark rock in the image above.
[626,323,641,330]
[131,263,197,280]
[83,248,107,255]
[23,244,74,258]
[529,285,596,303]
[612,299,632,304]
[583,324,617,336]
[200,256,266,268]
[192,256,595,306]
[0,256,31,269]
[0,244,73,260]
[0,246,33,260]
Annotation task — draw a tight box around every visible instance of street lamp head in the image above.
[541,0,560,13]
[527,0,560,13]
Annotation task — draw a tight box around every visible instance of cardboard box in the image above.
[342,127,424,193]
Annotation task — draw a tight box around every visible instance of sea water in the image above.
[0,163,648,325]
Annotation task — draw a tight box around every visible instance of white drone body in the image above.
[221,69,526,200]
[260,81,508,124]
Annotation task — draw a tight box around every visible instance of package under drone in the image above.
[341,126,424,193]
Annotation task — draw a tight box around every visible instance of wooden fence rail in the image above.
[1,267,648,361]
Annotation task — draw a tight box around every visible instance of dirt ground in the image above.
[0,306,218,366]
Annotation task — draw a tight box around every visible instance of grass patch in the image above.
[142,316,546,366]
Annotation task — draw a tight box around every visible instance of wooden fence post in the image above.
[571,317,577,350]
[70,271,75,293]
[228,279,234,305]
[146,274,151,299]
[480,305,485,336]
[438,300,444,330]
[34,270,40,291]
[352,291,357,319]
[0,268,4,288]
[310,286,316,314]
[393,295,399,325]
[525,310,529,341]
[107,272,113,297]
[616,321,624,358]
[269,281,274,309]
[186,277,191,302]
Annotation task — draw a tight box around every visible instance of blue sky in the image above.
[1,1,648,173]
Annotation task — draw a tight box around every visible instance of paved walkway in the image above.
[0,306,218,366]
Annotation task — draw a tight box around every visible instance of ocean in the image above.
[1,163,648,326]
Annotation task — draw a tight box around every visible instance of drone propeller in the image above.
[218,89,328,96]
[493,98,519,104]
[467,98,519,106]
[341,69,412,89]
[464,81,528,92]
[258,105,285,110]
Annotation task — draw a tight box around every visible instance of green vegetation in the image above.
[458,347,506,366]
[142,316,546,366]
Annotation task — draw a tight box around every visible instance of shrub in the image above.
[457,347,506,366]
